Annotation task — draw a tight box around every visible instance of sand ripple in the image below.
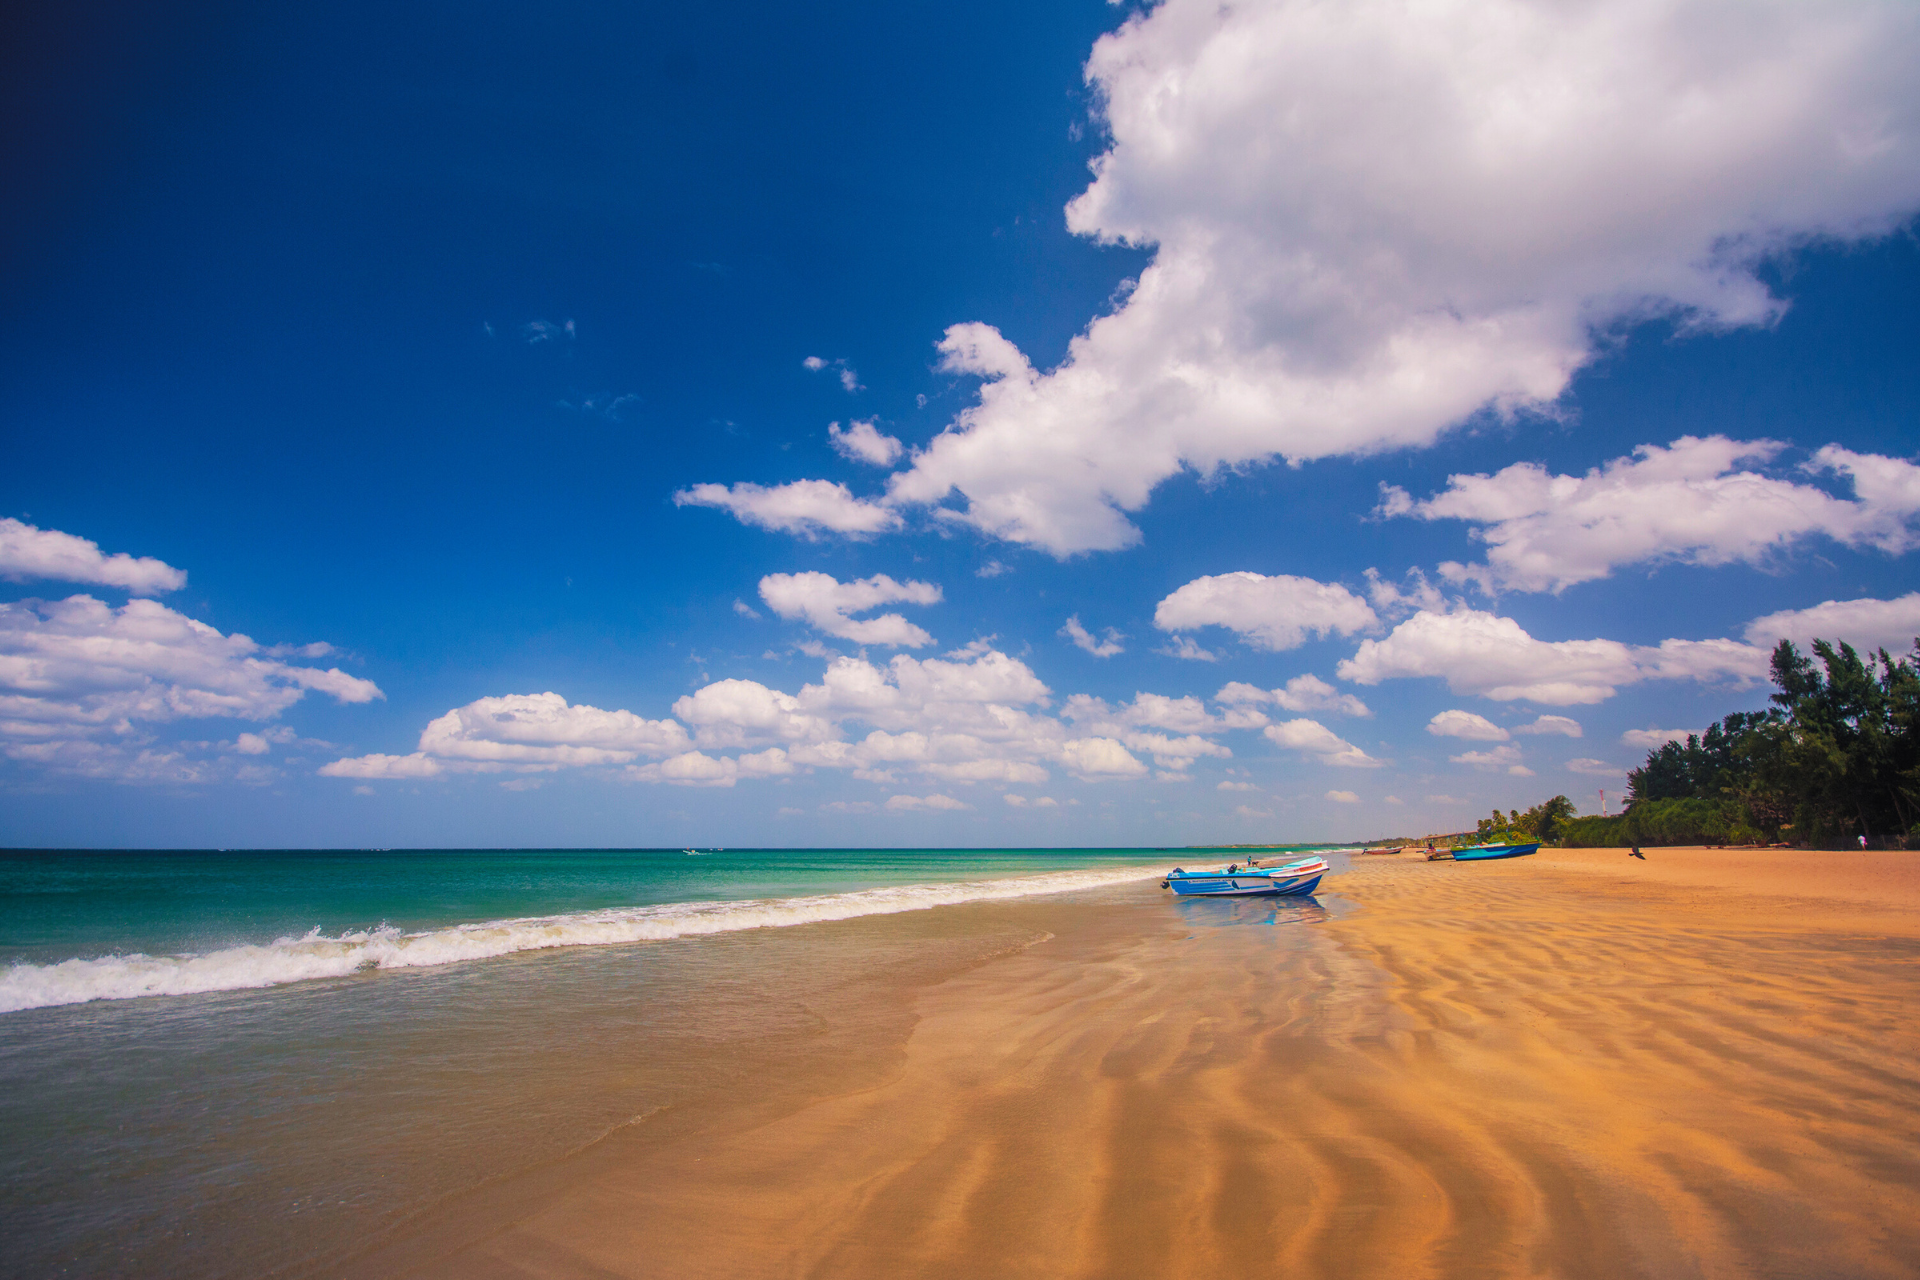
[343,856,1920,1279]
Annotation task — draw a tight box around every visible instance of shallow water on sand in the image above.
[1,847,1279,1278]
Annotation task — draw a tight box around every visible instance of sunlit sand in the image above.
[341,848,1920,1278]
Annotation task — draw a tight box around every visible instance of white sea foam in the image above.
[0,865,1162,1013]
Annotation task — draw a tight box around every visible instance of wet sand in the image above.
[342,850,1920,1279]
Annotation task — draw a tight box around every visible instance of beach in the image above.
[338,848,1920,1280]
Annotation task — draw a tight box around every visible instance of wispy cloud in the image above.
[1060,615,1124,657]
[803,355,863,393]
[522,318,576,343]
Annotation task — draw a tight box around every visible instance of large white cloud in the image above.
[1513,714,1582,738]
[668,646,1155,785]
[1385,437,1920,592]
[1743,591,1920,655]
[318,752,444,780]
[324,645,1330,791]
[1215,675,1371,723]
[1450,743,1533,775]
[1427,710,1508,741]
[626,748,795,788]
[884,793,970,812]
[1,595,381,781]
[674,480,900,538]
[855,0,1920,554]
[1338,608,1769,704]
[1263,718,1382,769]
[417,693,690,766]
[1061,692,1231,772]
[758,572,941,648]
[0,519,187,594]
[1622,727,1699,750]
[1269,675,1371,718]
[673,678,837,751]
[1154,572,1377,650]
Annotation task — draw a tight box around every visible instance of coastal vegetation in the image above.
[1486,638,1920,850]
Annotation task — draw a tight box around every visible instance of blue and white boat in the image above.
[1449,842,1540,862]
[1162,856,1329,897]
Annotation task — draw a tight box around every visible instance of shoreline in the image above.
[334,848,1920,1279]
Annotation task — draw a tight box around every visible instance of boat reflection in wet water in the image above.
[1172,893,1330,929]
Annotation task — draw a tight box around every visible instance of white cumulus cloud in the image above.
[314,643,1283,798]
[865,0,1920,555]
[319,752,443,780]
[1270,674,1371,718]
[1339,608,1769,705]
[1743,591,1920,655]
[1450,743,1527,772]
[885,793,969,812]
[828,419,904,467]
[1566,758,1624,776]
[1154,572,1377,651]
[626,748,795,788]
[759,571,942,648]
[1621,727,1700,750]
[1396,437,1920,592]
[1263,718,1382,768]
[0,519,187,594]
[1061,691,1235,771]
[1,595,380,782]
[1325,790,1359,803]
[1212,675,1370,724]
[1058,736,1149,779]
[1427,710,1509,741]
[322,693,692,780]
[674,480,900,538]
[419,693,690,766]
[1514,715,1582,738]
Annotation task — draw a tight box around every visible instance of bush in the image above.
[1623,797,1759,846]
[1559,815,1626,848]
[1556,801,1764,847]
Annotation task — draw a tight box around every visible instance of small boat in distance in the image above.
[1163,856,1329,897]
[1449,842,1541,862]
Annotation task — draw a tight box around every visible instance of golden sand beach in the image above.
[343,849,1920,1279]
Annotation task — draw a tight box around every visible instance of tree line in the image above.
[1500,637,1920,850]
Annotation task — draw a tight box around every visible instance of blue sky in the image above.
[4,0,1919,848]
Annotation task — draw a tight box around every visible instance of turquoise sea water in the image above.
[0,846,1223,1011]
[4,847,1170,961]
[0,846,1331,1277]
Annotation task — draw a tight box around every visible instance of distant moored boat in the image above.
[1448,842,1540,862]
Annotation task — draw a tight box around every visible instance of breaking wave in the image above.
[0,865,1161,1013]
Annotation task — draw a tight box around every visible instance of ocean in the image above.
[0,846,1327,1278]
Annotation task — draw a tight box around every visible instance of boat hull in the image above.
[1450,842,1540,861]
[1165,858,1329,897]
